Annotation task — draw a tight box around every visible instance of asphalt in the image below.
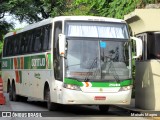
[112,99,160,119]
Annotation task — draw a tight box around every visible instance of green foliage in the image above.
[105,0,138,19]
[0,41,3,54]
[8,0,49,23]
[69,0,139,19]
[0,21,13,40]
[0,0,13,39]
[65,0,159,19]
[65,0,109,16]
[50,0,66,17]
[137,0,157,8]
[63,0,92,16]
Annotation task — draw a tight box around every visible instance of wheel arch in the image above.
[7,79,11,93]
[44,81,50,100]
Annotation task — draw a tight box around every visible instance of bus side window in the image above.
[53,21,62,80]
[20,34,26,54]
[34,28,42,52]
[3,38,8,57]
[40,27,44,51]
[13,36,17,55]
[43,24,51,51]
[18,35,22,55]
[6,39,10,56]
[24,33,29,53]
[8,38,13,56]
[28,31,34,53]
[48,25,52,50]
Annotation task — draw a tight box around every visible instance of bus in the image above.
[1,16,142,111]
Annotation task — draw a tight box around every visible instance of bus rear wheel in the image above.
[12,82,20,101]
[45,87,59,111]
[9,85,13,101]
[98,105,109,113]
[19,96,28,102]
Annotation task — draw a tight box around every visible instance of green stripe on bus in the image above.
[30,54,46,69]
[64,78,83,86]
[91,79,133,87]
[1,53,51,70]
[24,57,31,69]
[64,78,133,87]
[47,53,51,69]
[19,71,22,83]
[11,58,13,69]
[120,79,133,86]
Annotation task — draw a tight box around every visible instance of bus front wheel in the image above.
[45,87,59,111]
[98,105,109,113]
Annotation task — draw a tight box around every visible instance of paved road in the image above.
[0,93,150,120]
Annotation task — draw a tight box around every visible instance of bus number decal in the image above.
[2,61,8,68]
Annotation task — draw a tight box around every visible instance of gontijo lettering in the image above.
[32,58,45,67]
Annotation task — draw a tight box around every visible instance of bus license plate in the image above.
[94,96,106,100]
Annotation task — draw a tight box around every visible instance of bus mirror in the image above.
[131,37,142,59]
[59,34,66,56]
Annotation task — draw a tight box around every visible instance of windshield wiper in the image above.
[84,57,98,82]
[108,60,120,83]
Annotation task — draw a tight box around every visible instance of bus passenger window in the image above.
[13,37,18,55]
[3,39,8,57]
[8,39,13,56]
[24,34,29,53]
[20,34,26,54]
[28,32,34,53]
[34,28,42,52]
[43,25,51,51]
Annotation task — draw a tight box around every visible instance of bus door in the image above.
[53,21,63,102]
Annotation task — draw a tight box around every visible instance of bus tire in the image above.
[19,96,28,102]
[98,105,109,113]
[12,82,19,101]
[9,85,13,101]
[45,87,59,111]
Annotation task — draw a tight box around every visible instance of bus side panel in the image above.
[23,70,54,100]
[2,70,11,93]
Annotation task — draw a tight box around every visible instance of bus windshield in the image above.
[65,21,130,82]
[65,39,130,81]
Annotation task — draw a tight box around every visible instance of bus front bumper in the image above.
[61,88,132,105]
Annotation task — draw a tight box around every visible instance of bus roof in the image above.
[4,16,126,38]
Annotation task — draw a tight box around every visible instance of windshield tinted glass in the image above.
[65,39,130,81]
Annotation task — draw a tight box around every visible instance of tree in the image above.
[7,0,67,24]
[0,0,13,41]
[64,0,160,19]
[0,0,67,53]
[104,0,139,19]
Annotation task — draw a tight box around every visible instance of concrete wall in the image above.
[135,60,160,110]
[124,9,160,35]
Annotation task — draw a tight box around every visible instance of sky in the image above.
[4,13,28,29]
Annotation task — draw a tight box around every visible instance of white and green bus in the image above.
[1,16,142,111]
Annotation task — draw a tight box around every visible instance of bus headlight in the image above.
[119,85,133,91]
[63,84,81,91]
